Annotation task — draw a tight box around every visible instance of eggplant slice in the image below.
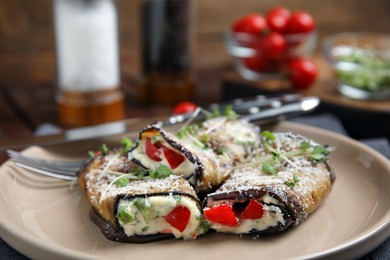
[128,117,261,191]
[203,132,336,236]
[78,150,206,242]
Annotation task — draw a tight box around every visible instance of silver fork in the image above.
[7,150,81,181]
[6,95,320,180]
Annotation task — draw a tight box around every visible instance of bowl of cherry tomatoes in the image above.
[226,6,318,89]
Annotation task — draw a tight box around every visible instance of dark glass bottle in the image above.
[140,0,195,105]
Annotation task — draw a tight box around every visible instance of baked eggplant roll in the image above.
[203,132,335,236]
[78,150,206,242]
[128,116,260,191]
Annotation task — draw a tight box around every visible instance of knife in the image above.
[0,94,320,149]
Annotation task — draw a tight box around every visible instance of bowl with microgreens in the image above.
[225,6,318,90]
[323,32,390,100]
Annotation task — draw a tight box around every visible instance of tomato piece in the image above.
[162,147,185,169]
[287,57,317,89]
[172,101,197,115]
[145,138,162,162]
[284,11,315,34]
[232,13,268,35]
[204,203,239,227]
[164,206,191,232]
[265,6,291,33]
[240,199,264,219]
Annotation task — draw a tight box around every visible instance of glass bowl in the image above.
[225,30,317,81]
[322,32,390,100]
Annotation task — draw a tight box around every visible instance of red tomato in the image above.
[265,6,291,33]
[260,32,286,60]
[162,146,185,169]
[145,138,162,162]
[284,11,315,34]
[243,54,268,72]
[204,203,239,227]
[240,199,264,219]
[164,206,191,232]
[172,101,197,115]
[232,13,268,35]
[287,58,317,89]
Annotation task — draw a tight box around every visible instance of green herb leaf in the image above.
[134,198,151,224]
[141,226,150,233]
[217,146,228,155]
[121,137,134,154]
[88,150,96,158]
[150,165,171,179]
[115,177,129,187]
[311,145,330,161]
[300,141,310,151]
[99,144,109,154]
[224,105,238,119]
[129,167,148,178]
[177,125,200,139]
[261,131,276,143]
[262,163,276,175]
[117,208,136,224]
[284,175,300,188]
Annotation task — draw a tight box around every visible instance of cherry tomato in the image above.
[265,6,291,33]
[164,206,191,232]
[172,101,197,115]
[145,138,162,162]
[260,32,286,60]
[204,203,239,227]
[243,54,268,72]
[284,11,315,34]
[240,199,264,219]
[287,58,317,89]
[232,13,268,35]
[162,146,185,169]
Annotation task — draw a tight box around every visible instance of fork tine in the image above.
[7,150,83,179]
[7,150,84,169]
[13,162,77,181]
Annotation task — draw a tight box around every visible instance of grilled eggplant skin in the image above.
[128,125,204,188]
[203,132,335,235]
[127,118,261,192]
[89,208,175,243]
[89,192,203,243]
[78,149,205,242]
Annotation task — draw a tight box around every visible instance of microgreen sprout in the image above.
[224,105,238,119]
[120,137,134,154]
[262,163,276,175]
[311,145,330,161]
[284,175,300,188]
[261,131,276,144]
[115,177,129,187]
[99,144,109,154]
[149,165,171,179]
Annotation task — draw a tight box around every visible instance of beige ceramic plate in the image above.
[0,121,389,260]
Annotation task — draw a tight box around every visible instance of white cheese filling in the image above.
[117,195,201,239]
[210,204,285,234]
[129,138,196,179]
[207,195,286,234]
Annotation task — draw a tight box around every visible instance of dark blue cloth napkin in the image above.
[1,114,389,259]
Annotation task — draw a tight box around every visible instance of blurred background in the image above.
[0,0,389,140]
